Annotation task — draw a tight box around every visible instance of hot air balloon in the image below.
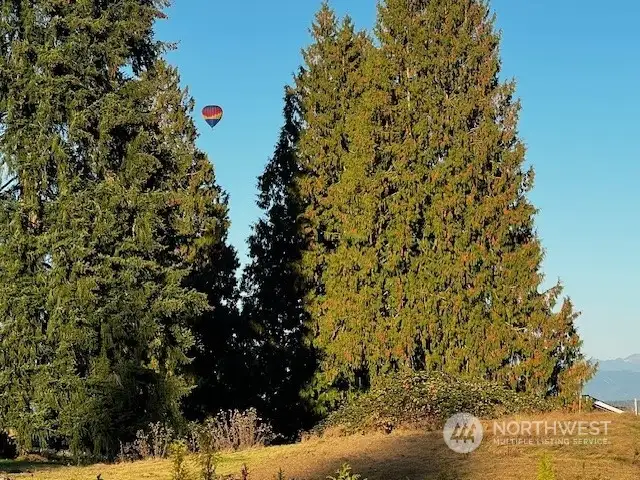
[202,105,223,129]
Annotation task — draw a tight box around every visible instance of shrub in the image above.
[192,408,274,452]
[149,422,174,458]
[537,454,556,480]
[192,422,220,480]
[169,440,189,480]
[117,440,136,463]
[117,422,174,461]
[318,371,552,434]
[133,429,151,459]
[269,464,364,480]
[198,447,218,480]
[186,421,200,453]
[328,463,366,480]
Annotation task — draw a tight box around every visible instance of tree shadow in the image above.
[220,430,475,480]
[301,432,473,480]
[0,458,65,475]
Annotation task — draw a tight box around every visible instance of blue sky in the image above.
[155,0,639,361]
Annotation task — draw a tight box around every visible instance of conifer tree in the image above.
[303,0,593,404]
[0,0,239,454]
[144,61,243,422]
[295,2,373,413]
[241,88,317,438]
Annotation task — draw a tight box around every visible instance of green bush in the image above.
[318,371,552,434]
[269,464,364,480]
[327,463,366,480]
[193,423,220,480]
[169,440,189,480]
[537,454,556,480]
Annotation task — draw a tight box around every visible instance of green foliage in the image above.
[189,418,218,480]
[295,1,374,415]
[319,371,552,434]
[197,444,219,480]
[271,464,367,480]
[537,454,557,480]
[241,88,317,438]
[0,0,595,454]
[294,0,594,411]
[169,440,190,480]
[0,0,240,457]
[327,463,365,480]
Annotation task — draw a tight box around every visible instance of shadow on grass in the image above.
[0,458,66,475]
[218,430,474,480]
[302,432,473,480]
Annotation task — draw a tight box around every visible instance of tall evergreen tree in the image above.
[241,88,317,438]
[143,61,243,422]
[373,0,594,401]
[301,0,593,404]
[295,3,373,413]
[0,0,239,454]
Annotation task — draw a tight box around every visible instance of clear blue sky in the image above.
[154,0,640,361]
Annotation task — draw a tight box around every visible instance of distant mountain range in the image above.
[583,354,640,401]
[594,354,640,371]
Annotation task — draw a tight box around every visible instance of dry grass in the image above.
[2,411,640,479]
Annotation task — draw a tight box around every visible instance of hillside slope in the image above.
[3,412,639,480]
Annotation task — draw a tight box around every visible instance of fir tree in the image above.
[0,0,239,454]
[302,0,593,404]
[142,61,243,422]
[241,88,317,438]
[381,0,593,400]
[295,2,373,413]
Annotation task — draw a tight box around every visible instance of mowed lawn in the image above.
[2,412,639,480]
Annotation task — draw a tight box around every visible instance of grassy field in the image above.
[1,412,639,480]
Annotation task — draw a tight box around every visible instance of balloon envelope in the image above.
[202,105,223,128]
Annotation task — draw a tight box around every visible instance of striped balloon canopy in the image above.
[202,105,223,129]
